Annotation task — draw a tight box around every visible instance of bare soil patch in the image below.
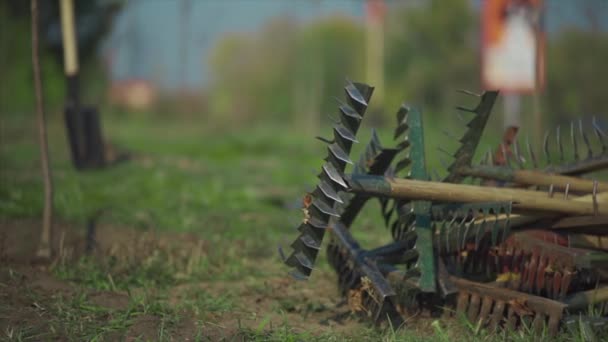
[0,219,370,340]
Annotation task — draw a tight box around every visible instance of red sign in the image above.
[482,0,545,93]
[366,0,386,24]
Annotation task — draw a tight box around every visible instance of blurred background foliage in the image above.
[206,0,608,128]
[1,0,607,129]
[0,0,120,116]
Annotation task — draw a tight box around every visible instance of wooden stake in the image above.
[32,0,54,259]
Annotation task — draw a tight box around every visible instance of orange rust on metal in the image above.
[494,125,519,166]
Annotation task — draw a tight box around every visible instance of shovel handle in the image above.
[60,0,78,76]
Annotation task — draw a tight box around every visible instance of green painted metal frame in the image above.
[404,108,436,292]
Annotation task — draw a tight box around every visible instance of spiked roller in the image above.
[280,81,374,279]
[281,83,608,336]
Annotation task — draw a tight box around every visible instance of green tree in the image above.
[207,15,365,130]
[384,0,478,116]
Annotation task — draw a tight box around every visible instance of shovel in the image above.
[60,0,106,169]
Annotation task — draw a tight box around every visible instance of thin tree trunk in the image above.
[32,0,54,259]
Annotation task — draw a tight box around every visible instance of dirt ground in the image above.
[0,219,394,341]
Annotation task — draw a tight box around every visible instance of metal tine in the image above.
[474,219,484,250]
[344,80,368,107]
[333,96,362,120]
[556,125,564,162]
[461,215,476,251]
[457,89,481,97]
[543,130,551,164]
[278,246,287,262]
[579,119,593,159]
[316,136,333,144]
[592,116,607,153]
[289,270,308,281]
[394,122,409,140]
[396,104,409,123]
[526,135,538,168]
[442,221,451,255]
[439,157,450,171]
[438,146,453,158]
[481,150,491,166]
[455,105,476,113]
[323,163,348,188]
[491,210,500,246]
[564,183,570,200]
[467,294,481,323]
[502,205,511,243]
[593,180,599,216]
[329,144,354,165]
[318,180,344,204]
[456,215,469,252]
[327,112,342,124]
[570,121,579,161]
[456,111,466,123]
[335,124,359,143]
[433,221,442,248]
[446,215,459,253]
[442,129,461,142]
[513,140,525,169]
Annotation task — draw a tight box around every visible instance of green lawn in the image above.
[0,110,599,341]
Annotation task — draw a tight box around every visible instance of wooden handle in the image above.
[347,175,606,216]
[60,0,78,75]
[459,166,608,193]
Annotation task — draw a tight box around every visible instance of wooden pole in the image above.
[59,0,79,77]
[475,190,608,229]
[32,0,54,259]
[347,175,606,216]
[458,165,608,193]
[365,0,384,116]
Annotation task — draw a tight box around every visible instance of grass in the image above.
[1,109,606,341]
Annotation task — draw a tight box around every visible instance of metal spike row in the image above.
[327,222,401,324]
[526,135,538,169]
[451,276,566,336]
[593,116,607,153]
[281,82,374,279]
[543,130,551,164]
[571,121,579,161]
[457,89,482,97]
[379,104,414,231]
[535,118,608,175]
[493,232,607,297]
[338,136,399,228]
[557,125,564,162]
[448,230,606,300]
[513,141,525,168]
[394,105,410,140]
[431,202,513,254]
[443,91,499,184]
[326,134,402,317]
[579,119,593,160]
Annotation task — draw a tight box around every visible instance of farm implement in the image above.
[280,81,608,336]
